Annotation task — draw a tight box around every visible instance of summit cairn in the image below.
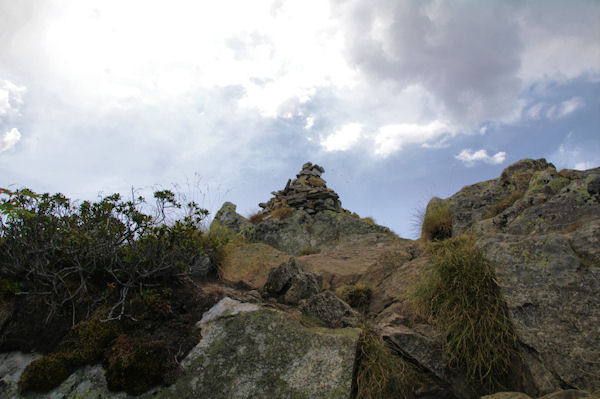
[258,162,342,215]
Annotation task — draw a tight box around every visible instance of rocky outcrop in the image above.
[421,159,600,395]
[259,162,342,215]
[299,291,357,328]
[263,257,321,305]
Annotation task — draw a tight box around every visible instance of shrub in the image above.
[361,216,375,225]
[0,188,212,321]
[421,198,452,241]
[269,206,294,220]
[337,285,372,310]
[413,235,519,394]
[355,326,421,399]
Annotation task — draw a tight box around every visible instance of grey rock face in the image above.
[211,202,251,233]
[478,233,600,395]
[263,258,321,305]
[299,291,357,328]
[166,307,360,399]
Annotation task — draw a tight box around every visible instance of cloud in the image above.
[0,128,21,152]
[546,97,585,119]
[455,149,506,166]
[374,121,453,157]
[574,161,596,170]
[321,122,363,152]
[0,80,26,118]
[332,1,524,128]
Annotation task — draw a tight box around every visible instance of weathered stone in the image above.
[0,352,42,398]
[167,307,359,399]
[263,258,321,305]
[210,202,251,234]
[218,242,291,289]
[188,254,213,277]
[479,393,532,399]
[539,390,596,399]
[478,233,600,394]
[299,291,357,328]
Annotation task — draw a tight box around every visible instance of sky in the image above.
[1,0,599,238]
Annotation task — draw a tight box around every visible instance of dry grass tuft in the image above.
[421,199,452,241]
[269,206,294,220]
[355,326,421,399]
[484,190,522,219]
[413,235,519,394]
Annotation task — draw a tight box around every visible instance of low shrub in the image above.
[413,235,519,394]
[355,326,421,399]
[421,198,452,241]
[360,216,375,225]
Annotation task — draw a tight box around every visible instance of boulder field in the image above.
[1,159,598,399]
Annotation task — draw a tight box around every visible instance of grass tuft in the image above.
[337,285,372,311]
[413,235,519,394]
[421,199,452,241]
[355,326,421,399]
[248,211,266,224]
[269,206,294,220]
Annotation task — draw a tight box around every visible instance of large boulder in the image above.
[478,232,600,395]
[263,258,321,305]
[163,299,360,399]
[210,202,251,234]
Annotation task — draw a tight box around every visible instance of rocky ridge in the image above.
[1,159,598,399]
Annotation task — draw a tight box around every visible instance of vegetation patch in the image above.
[247,210,266,224]
[270,206,295,220]
[355,326,421,399]
[484,189,523,219]
[337,285,372,311]
[421,198,452,241]
[413,235,520,394]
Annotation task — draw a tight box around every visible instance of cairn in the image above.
[258,162,342,215]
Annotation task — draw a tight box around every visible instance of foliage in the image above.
[337,285,372,311]
[413,235,519,394]
[355,326,421,399]
[421,199,452,241]
[0,187,212,321]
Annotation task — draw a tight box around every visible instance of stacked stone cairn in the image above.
[258,162,342,216]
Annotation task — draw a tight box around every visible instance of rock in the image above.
[217,243,291,289]
[0,352,42,398]
[188,255,213,277]
[539,390,596,399]
[299,291,357,328]
[167,306,360,399]
[478,233,600,394]
[480,393,532,399]
[210,202,251,234]
[263,258,321,305]
[243,208,390,254]
[197,297,260,325]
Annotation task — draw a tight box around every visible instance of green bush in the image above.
[421,198,452,241]
[414,235,519,394]
[0,188,212,321]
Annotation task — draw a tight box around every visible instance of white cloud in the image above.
[304,116,315,130]
[0,128,21,152]
[546,97,585,119]
[0,80,26,118]
[574,161,596,170]
[321,122,363,152]
[374,121,453,157]
[455,149,506,166]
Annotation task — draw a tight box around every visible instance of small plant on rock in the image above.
[413,235,520,394]
[269,206,294,220]
[337,285,372,311]
[421,198,452,241]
